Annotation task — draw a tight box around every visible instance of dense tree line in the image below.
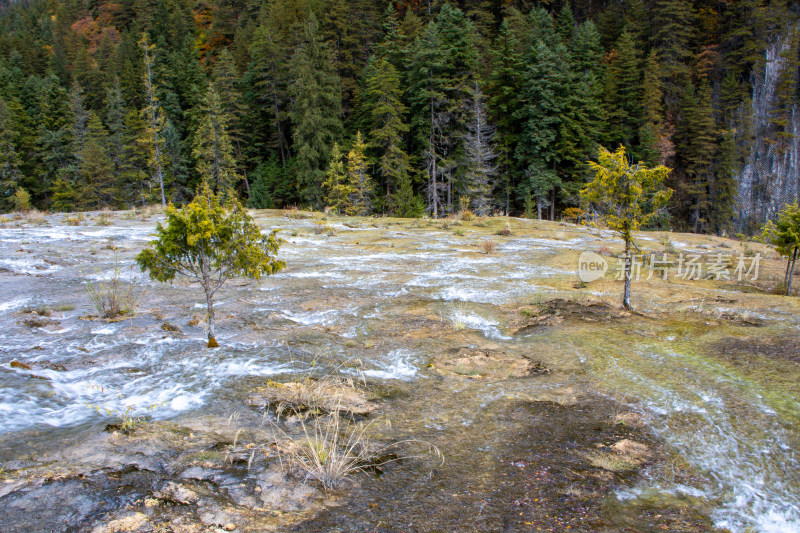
[0,0,797,234]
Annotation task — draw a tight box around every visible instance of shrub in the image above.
[64,213,85,226]
[96,208,112,226]
[12,188,31,212]
[562,207,583,223]
[85,258,140,319]
[480,239,496,254]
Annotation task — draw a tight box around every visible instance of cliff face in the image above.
[738,26,800,232]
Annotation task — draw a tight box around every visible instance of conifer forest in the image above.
[1,0,799,233]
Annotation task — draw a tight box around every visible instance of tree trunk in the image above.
[205,286,218,348]
[550,188,555,221]
[623,237,632,310]
[787,246,798,296]
[155,142,166,207]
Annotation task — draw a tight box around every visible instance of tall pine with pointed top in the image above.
[193,83,241,195]
[289,14,343,209]
[345,131,373,216]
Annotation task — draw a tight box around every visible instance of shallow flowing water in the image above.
[0,212,798,531]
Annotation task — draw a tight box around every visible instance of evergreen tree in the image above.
[120,108,151,206]
[139,33,169,206]
[192,83,242,194]
[487,19,525,215]
[345,131,373,216]
[640,50,665,165]
[407,20,447,217]
[79,113,115,208]
[212,48,248,188]
[516,14,567,219]
[248,154,293,209]
[36,75,74,208]
[322,141,350,213]
[289,14,343,208]
[603,30,642,153]
[652,0,697,108]
[675,79,716,232]
[712,128,738,236]
[0,98,23,210]
[461,81,497,217]
[361,57,413,210]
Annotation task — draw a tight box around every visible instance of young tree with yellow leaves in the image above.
[580,145,672,309]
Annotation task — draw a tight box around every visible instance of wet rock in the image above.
[161,321,182,333]
[18,315,60,328]
[257,467,315,511]
[198,507,242,528]
[248,378,375,416]
[611,439,651,464]
[614,411,644,427]
[34,360,67,371]
[433,348,549,380]
[9,361,31,370]
[154,481,200,505]
[514,299,630,335]
[181,466,218,481]
[92,512,149,533]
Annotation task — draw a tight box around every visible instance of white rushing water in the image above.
[1,216,798,532]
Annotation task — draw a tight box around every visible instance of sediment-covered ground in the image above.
[0,208,798,532]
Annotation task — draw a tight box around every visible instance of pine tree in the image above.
[248,154,293,209]
[79,113,115,208]
[407,21,447,217]
[0,98,23,210]
[120,108,151,206]
[435,4,479,214]
[345,131,373,216]
[213,48,248,189]
[322,141,350,213]
[461,81,497,217]
[361,57,413,210]
[556,2,576,43]
[374,3,404,68]
[603,30,642,153]
[104,83,127,193]
[711,128,738,236]
[675,79,716,232]
[653,0,697,108]
[516,16,567,219]
[193,84,242,194]
[36,75,74,209]
[139,33,168,206]
[289,14,344,208]
[487,19,525,215]
[640,50,665,165]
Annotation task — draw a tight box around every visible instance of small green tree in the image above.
[580,145,672,309]
[345,132,373,216]
[136,186,285,347]
[322,142,351,213]
[764,202,800,295]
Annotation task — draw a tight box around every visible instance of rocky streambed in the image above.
[1,209,799,532]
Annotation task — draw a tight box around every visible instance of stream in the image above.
[0,211,798,532]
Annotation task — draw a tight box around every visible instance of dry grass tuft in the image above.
[480,239,496,254]
[63,213,85,226]
[269,405,443,491]
[85,259,140,319]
